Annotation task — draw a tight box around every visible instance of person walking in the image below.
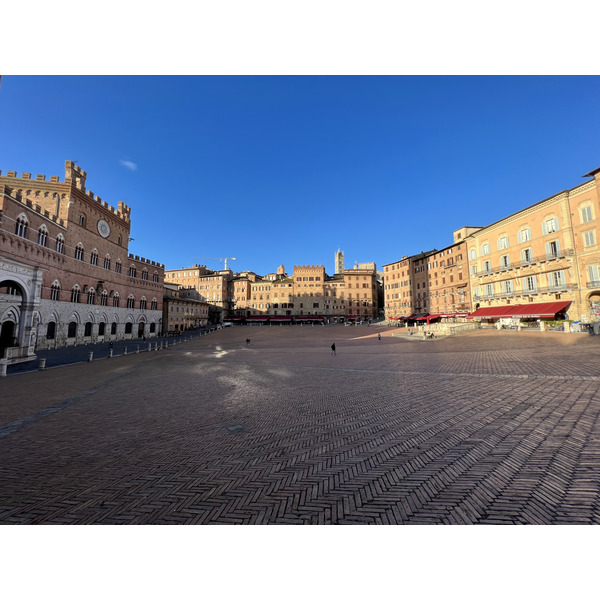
[331,343,336,355]
[378,332,381,341]
[246,338,250,346]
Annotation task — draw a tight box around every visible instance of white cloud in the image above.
[119,160,138,171]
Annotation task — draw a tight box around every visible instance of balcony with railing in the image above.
[473,283,576,302]
[474,249,574,279]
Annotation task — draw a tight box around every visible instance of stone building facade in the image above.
[164,265,235,316]
[465,167,600,322]
[162,283,210,332]
[0,161,164,362]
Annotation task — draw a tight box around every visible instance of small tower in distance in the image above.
[335,248,345,274]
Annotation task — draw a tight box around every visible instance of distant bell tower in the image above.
[335,248,345,274]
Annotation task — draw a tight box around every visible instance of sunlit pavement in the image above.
[1,325,600,524]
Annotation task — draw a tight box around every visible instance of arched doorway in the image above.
[588,291,600,319]
[0,261,45,363]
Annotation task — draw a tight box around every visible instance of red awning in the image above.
[246,316,269,321]
[467,306,515,319]
[468,301,572,320]
[271,317,292,321]
[504,301,572,319]
[414,315,430,321]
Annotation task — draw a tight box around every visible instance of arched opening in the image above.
[138,322,145,338]
[0,320,16,358]
[68,322,78,338]
[125,322,133,334]
[98,322,106,336]
[111,322,117,335]
[149,322,156,333]
[84,322,93,337]
[588,291,600,319]
[46,321,56,340]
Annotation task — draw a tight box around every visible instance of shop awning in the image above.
[468,301,572,320]
[295,316,324,321]
[503,301,572,319]
[467,306,515,319]
[246,316,269,321]
[271,316,292,321]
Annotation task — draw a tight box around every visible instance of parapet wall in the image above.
[128,253,164,269]
[0,160,131,223]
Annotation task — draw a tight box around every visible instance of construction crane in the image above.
[193,257,237,271]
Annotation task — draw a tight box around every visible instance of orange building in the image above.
[466,167,600,323]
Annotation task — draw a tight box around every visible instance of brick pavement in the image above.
[1,325,599,524]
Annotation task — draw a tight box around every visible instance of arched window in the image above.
[15,214,28,238]
[46,322,56,340]
[111,322,117,335]
[87,288,96,304]
[55,234,65,254]
[84,322,93,337]
[74,243,84,261]
[115,260,122,274]
[68,322,78,338]
[150,323,156,333]
[141,269,148,281]
[98,322,106,336]
[127,295,135,309]
[104,254,111,270]
[50,281,61,301]
[152,272,159,283]
[150,298,158,310]
[129,265,137,278]
[100,290,108,306]
[90,249,99,266]
[140,297,147,310]
[113,292,120,307]
[37,225,48,247]
[125,322,133,334]
[71,285,81,303]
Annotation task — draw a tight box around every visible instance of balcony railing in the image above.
[473,283,576,301]
[475,249,574,278]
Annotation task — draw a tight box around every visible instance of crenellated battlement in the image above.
[293,265,325,270]
[128,253,164,269]
[0,161,132,223]
[1,170,61,182]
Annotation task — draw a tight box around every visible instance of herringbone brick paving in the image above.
[1,327,599,524]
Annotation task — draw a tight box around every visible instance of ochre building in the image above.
[466,167,600,322]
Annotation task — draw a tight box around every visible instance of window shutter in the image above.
[555,239,561,256]
[553,217,559,232]
[517,230,522,243]
[542,221,547,235]
[545,242,551,259]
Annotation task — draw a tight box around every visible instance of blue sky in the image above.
[1,75,599,275]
